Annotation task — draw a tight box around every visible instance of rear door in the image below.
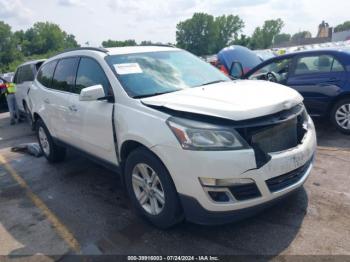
[48,57,80,143]
[68,57,117,164]
[14,64,36,112]
[288,53,347,116]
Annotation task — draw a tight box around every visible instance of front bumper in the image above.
[151,116,317,222]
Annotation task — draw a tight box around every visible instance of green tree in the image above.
[176,13,217,56]
[250,18,284,49]
[273,33,291,45]
[233,34,251,47]
[291,31,312,43]
[214,14,244,52]
[0,21,22,72]
[176,13,244,55]
[102,39,137,47]
[334,21,350,33]
[20,22,79,56]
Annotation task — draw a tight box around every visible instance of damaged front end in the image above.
[146,103,309,169]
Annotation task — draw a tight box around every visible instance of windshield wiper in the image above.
[198,80,227,86]
[132,90,178,99]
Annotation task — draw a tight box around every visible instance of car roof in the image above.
[271,48,350,60]
[19,59,47,67]
[105,45,180,55]
[44,46,181,64]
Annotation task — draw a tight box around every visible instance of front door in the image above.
[288,54,347,116]
[68,57,117,164]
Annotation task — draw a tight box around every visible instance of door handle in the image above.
[68,105,78,112]
[44,98,50,104]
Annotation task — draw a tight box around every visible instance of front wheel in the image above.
[36,119,66,162]
[124,148,183,228]
[331,98,350,135]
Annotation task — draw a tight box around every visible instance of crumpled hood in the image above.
[141,80,303,121]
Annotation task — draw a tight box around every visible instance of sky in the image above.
[0,0,349,46]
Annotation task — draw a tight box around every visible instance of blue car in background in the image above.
[217,45,263,74]
[241,49,350,134]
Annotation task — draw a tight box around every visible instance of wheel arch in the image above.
[119,140,176,188]
[327,92,350,116]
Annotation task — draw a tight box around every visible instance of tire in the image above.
[36,119,66,162]
[330,98,350,135]
[124,148,183,228]
[24,103,35,131]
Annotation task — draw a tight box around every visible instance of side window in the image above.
[74,57,111,95]
[13,68,21,84]
[294,55,343,75]
[52,57,79,92]
[331,58,345,72]
[249,58,292,84]
[35,61,45,73]
[20,65,35,82]
[37,61,58,88]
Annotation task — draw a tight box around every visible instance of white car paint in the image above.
[142,80,303,121]
[29,46,317,223]
[14,59,46,113]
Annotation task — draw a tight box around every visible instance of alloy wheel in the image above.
[38,127,50,155]
[335,103,350,130]
[132,163,165,215]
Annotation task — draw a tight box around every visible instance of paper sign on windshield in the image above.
[114,63,143,75]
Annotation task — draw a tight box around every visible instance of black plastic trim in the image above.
[179,187,302,225]
[53,138,121,174]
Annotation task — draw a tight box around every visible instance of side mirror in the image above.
[79,84,105,101]
[229,61,244,79]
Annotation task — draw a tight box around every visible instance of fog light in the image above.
[208,191,230,202]
[199,177,254,187]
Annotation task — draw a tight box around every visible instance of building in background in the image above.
[274,21,333,48]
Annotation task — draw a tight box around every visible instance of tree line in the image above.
[0,21,79,72]
[1,15,350,72]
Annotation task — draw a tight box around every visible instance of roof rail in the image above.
[141,44,176,48]
[55,47,109,55]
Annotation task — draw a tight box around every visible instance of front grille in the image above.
[251,118,298,153]
[237,105,308,167]
[229,183,262,201]
[266,159,312,193]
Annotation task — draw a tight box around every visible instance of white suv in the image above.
[30,46,317,228]
[13,59,46,127]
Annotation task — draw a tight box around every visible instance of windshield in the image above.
[106,50,229,98]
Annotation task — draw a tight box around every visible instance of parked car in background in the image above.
[0,72,14,83]
[253,49,276,61]
[232,49,350,134]
[29,46,316,228]
[217,45,262,75]
[13,59,46,127]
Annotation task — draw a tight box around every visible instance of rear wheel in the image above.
[36,119,66,162]
[124,148,183,228]
[331,98,350,135]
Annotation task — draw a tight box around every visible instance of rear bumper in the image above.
[179,185,303,225]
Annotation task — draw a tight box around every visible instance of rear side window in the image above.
[35,61,45,72]
[295,55,344,75]
[20,65,35,82]
[13,68,21,84]
[331,59,345,72]
[37,61,58,88]
[51,58,79,92]
[74,57,111,95]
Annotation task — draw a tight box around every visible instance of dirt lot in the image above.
[0,112,349,258]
